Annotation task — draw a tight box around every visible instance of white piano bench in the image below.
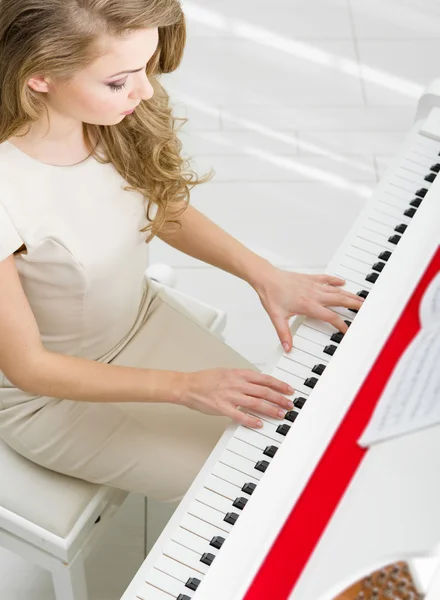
[0,264,228,600]
[144,263,227,339]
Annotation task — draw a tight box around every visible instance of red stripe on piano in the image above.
[244,245,440,600]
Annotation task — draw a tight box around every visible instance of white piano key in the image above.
[211,460,257,489]
[226,436,267,463]
[364,215,400,238]
[171,530,221,569]
[395,168,426,185]
[413,133,440,153]
[180,512,228,543]
[196,487,235,516]
[339,256,371,278]
[187,499,234,533]
[284,347,329,371]
[345,244,378,264]
[171,526,215,556]
[305,317,339,338]
[334,265,374,289]
[234,426,279,451]
[291,333,326,355]
[385,180,417,200]
[145,566,188,597]
[155,554,202,586]
[406,150,436,168]
[358,227,397,252]
[249,404,300,428]
[366,211,402,232]
[204,473,243,500]
[400,158,432,177]
[363,224,399,246]
[218,449,265,480]
[135,580,182,600]
[162,540,209,575]
[350,235,392,259]
[297,323,335,346]
[375,200,412,221]
[241,418,288,444]
[270,369,313,396]
[389,174,430,194]
[278,357,313,381]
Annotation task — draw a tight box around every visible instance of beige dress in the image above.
[0,141,255,502]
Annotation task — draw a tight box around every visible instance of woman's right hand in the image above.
[178,368,295,428]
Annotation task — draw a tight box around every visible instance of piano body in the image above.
[120,80,440,600]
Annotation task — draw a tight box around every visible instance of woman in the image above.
[0,0,362,502]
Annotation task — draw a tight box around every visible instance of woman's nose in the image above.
[131,73,154,101]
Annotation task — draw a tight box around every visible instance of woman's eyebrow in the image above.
[107,67,144,79]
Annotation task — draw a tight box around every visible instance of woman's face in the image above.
[29,27,160,126]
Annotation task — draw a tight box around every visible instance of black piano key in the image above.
[388,234,401,245]
[394,223,407,234]
[324,344,337,356]
[276,423,291,436]
[357,290,369,299]
[312,363,326,375]
[379,251,391,262]
[410,197,422,208]
[425,172,436,183]
[366,272,379,283]
[263,445,278,458]
[210,535,225,549]
[415,188,428,198]
[177,595,191,600]
[186,578,201,591]
[233,496,248,510]
[294,396,307,409]
[241,482,256,495]
[255,460,269,473]
[224,512,239,525]
[304,377,318,389]
[331,332,344,343]
[285,410,298,422]
[404,207,416,218]
[372,261,385,272]
[200,552,215,566]
[431,163,440,173]
[344,319,352,327]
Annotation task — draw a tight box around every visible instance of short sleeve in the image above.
[0,203,24,262]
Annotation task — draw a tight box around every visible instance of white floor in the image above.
[2,0,440,598]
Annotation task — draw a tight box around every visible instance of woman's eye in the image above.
[108,80,128,92]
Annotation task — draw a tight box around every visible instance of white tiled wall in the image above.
[2,1,439,598]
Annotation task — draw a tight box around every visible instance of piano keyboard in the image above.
[120,106,440,600]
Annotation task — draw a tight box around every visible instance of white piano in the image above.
[120,80,440,600]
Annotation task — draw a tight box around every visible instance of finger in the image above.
[324,287,365,304]
[313,274,345,287]
[240,395,290,421]
[270,313,293,353]
[247,372,294,395]
[228,405,264,429]
[312,305,349,333]
[321,292,364,311]
[244,384,294,411]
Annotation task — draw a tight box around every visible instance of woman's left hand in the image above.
[253,267,364,353]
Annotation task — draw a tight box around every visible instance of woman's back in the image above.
[0,140,151,367]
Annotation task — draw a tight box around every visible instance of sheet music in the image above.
[359,273,440,447]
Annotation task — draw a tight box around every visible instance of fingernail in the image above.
[287,400,294,408]
[283,342,290,352]
[257,420,264,428]
[278,410,286,419]
[288,385,294,394]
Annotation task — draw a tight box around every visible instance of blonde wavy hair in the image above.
[0,0,212,243]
